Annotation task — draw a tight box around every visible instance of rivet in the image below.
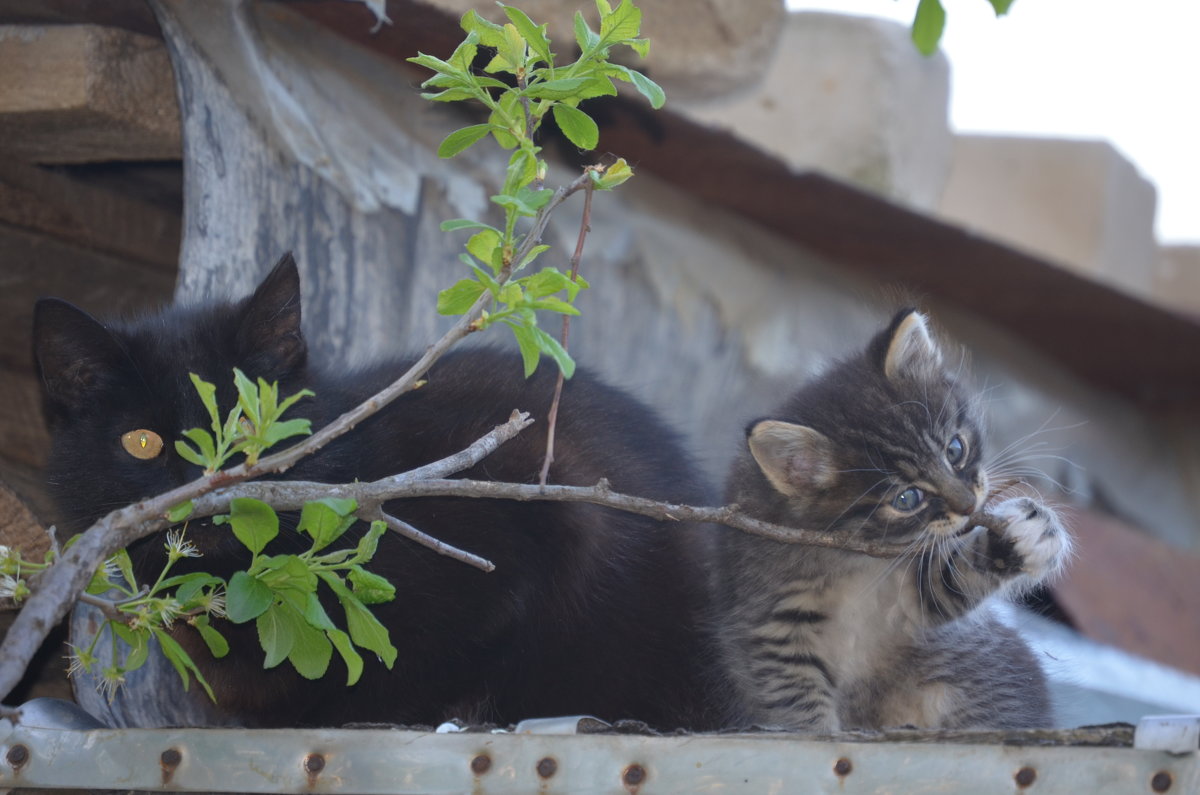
[471,754,492,775]
[833,758,852,777]
[623,763,647,787]
[536,757,557,778]
[1152,771,1173,793]
[6,744,29,768]
[160,748,182,768]
[304,753,326,775]
[1015,766,1037,788]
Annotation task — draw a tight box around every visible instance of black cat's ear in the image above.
[235,252,306,380]
[748,420,836,497]
[882,309,943,382]
[33,298,128,423]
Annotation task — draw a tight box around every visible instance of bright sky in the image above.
[785,0,1200,244]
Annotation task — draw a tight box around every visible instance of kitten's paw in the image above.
[991,497,1071,580]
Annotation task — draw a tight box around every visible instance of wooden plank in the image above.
[1053,508,1200,677]
[0,160,180,268]
[0,222,177,373]
[0,364,47,471]
[0,24,180,163]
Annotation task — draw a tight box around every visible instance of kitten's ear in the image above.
[748,420,836,497]
[33,299,128,423]
[236,252,306,380]
[882,309,943,382]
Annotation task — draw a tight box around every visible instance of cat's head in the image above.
[33,254,308,533]
[737,309,988,544]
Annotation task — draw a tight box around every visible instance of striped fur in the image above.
[713,310,1070,731]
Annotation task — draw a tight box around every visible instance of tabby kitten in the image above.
[714,309,1070,731]
[34,255,723,729]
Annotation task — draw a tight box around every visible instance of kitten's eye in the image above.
[946,435,967,468]
[121,429,164,460]
[892,486,924,512]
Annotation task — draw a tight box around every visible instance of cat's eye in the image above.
[892,486,924,512]
[121,429,164,460]
[946,435,967,468]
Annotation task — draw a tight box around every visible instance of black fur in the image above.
[34,255,724,729]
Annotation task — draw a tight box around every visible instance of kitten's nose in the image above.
[943,484,977,516]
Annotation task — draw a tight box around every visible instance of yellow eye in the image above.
[121,429,164,460]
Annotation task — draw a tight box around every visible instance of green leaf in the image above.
[179,428,216,465]
[226,570,274,623]
[153,628,216,701]
[352,521,388,565]
[327,628,365,686]
[112,623,150,672]
[437,124,492,158]
[440,218,498,233]
[598,0,642,47]
[530,298,581,316]
[166,500,194,523]
[987,0,1015,16]
[627,37,650,58]
[192,614,230,659]
[297,498,358,552]
[258,555,318,596]
[422,87,480,103]
[189,373,220,429]
[160,572,221,603]
[605,63,664,109]
[523,77,592,100]
[592,156,635,189]
[516,244,551,271]
[491,192,537,217]
[525,268,572,297]
[407,52,461,78]
[911,0,946,56]
[262,417,312,446]
[303,592,337,631]
[256,603,295,669]
[460,9,506,49]
[531,326,576,378]
[506,321,541,377]
[466,228,502,266]
[227,498,278,556]
[574,10,600,52]
[438,279,487,316]
[348,566,397,605]
[232,368,260,428]
[112,549,136,590]
[552,104,599,150]
[500,4,553,65]
[320,572,398,668]
[286,608,333,680]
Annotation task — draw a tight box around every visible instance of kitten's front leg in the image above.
[919,496,1070,621]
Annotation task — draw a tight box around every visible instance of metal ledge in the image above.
[0,718,1195,794]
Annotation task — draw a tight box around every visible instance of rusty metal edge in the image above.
[0,720,1196,794]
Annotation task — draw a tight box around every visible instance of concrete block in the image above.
[1155,246,1200,316]
[673,12,953,210]
[0,25,181,163]
[424,0,787,100]
[938,135,1158,299]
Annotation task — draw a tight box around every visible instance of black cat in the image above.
[34,255,724,729]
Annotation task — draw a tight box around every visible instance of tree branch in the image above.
[540,176,595,485]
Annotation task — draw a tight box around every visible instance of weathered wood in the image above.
[0,365,48,472]
[0,476,47,562]
[0,160,181,267]
[0,222,176,373]
[0,25,180,163]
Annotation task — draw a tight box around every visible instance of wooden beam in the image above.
[0,160,180,268]
[0,24,180,163]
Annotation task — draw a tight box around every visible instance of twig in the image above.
[366,509,495,573]
[539,176,595,485]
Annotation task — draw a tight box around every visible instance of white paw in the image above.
[991,497,1071,580]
